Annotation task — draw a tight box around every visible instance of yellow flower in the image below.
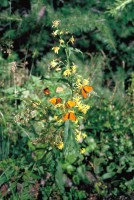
[82,133,87,138]
[59,31,64,35]
[76,132,83,143]
[55,103,64,109]
[75,130,87,143]
[83,79,89,86]
[57,142,64,149]
[59,39,64,45]
[63,69,72,76]
[54,115,58,120]
[50,59,59,68]
[57,119,64,123]
[69,36,74,44]
[71,64,77,73]
[52,46,60,54]
[52,30,59,37]
[32,100,41,107]
[55,66,61,71]
[52,20,60,28]
[77,102,90,114]
[73,96,81,103]
[80,148,86,154]
[75,77,83,89]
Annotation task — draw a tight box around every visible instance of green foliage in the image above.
[107,0,134,16]
[0,0,134,199]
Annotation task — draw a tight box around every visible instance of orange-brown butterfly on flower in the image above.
[65,100,76,108]
[43,88,50,95]
[81,85,93,98]
[63,112,76,121]
[49,97,62,105]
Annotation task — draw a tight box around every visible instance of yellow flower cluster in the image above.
[83,79,89,86]
[75,76,89,89]
[59,39,64,45]
[75,130,87,143]
[63,64,77,77]
[57,141,64,149]
[52,20,60,28]
[80,148,86,154]
[50,59,59,68]
[72,64,77,73]
[69,36,75,44]
[52,30,59,37]
[77,102,90,114]
[63,69,72,76]
[52,47,60,54]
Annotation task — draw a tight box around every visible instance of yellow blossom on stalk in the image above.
[71,64,77,73]
[32,100,41,107]
[50,59,59,68]
[75,77,83,89]
[52,30,59,37]
[52,46,60,54]
[54,115,58,121]
[55,66,61,71]
[59,39,64,45]
[55,103,64,109]
[75,130,87,143]
[76,132,83,143]
[77,102,90,114]
[80,148,86,154]
[83,79,89,86]
[57,141,64,149]
[73,96,82,103]
[69,36,74,44]
[63,69,72,76]
[82,133,87,138]
[57,119,64,123]
[59,31,64,35]
[52,20,60,28]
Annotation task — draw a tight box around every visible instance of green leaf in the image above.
[102,172,116,180]
[63,121,80,163]
[55,161,65,194]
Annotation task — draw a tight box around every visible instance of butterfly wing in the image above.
[84,86,93,93]
[44,88,50,95]
[65,100,76,108]
[56,97,62,104]
[63,113,69,121]
[49,97,62,105]
[63,112,76,121]
[69,112,76,121]
[49,97,57,105]
[82,88,87,98]
[82,86,93,98]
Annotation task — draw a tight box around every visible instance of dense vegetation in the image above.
[0,0,134,199]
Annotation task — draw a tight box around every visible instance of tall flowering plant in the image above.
[41,20,95,157]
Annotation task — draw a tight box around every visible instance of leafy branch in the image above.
[107,0,133,16]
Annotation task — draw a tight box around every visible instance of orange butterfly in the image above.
[65,100,76,108]
[63,112,76,121]
[81,85,93,98]
[43,88,50,95]
[49,97,62,105]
